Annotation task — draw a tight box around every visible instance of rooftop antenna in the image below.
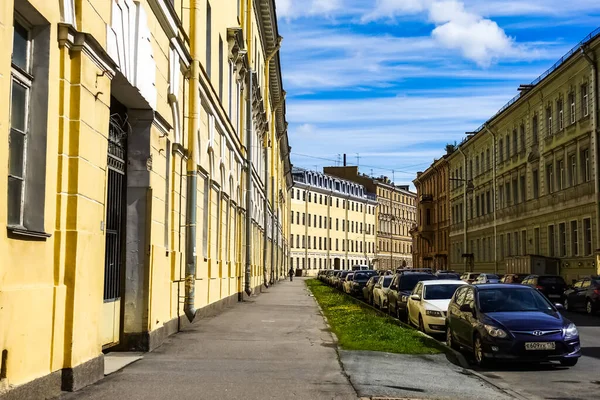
[336,154,341,166]
[356,153,360,167]
[392,170,395,184]
[370,168,373,177]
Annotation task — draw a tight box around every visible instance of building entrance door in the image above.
[101,100,128,348]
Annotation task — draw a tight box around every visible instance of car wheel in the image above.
[446,326,459,350]
[563,298,570,311]
[419,315,425,332]
[586,299,596,315]
[473,334,489,367]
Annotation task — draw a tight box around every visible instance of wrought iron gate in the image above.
[103,114,128,301]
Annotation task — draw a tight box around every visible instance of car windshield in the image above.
[486,274,500,280]
[399,274,435,290]
[437,273,461,280]
[538,276,566,285]
[423,284,463,300]
[478,288,554,313]
[382,276,393,287]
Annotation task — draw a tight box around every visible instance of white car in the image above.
[407,280,465,334]
[372,275,394,309]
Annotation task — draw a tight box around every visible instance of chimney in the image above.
[343,154,347,166]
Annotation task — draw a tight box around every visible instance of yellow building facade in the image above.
[0,0,291,397]
[290,168,377,276]
[446,28,600,281]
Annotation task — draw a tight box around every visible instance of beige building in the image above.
[447,28,600,281]
[290,168,377,275]
[413,153,451,270]
[323,166,417,270]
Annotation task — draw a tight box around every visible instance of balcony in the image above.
[420,194,433,203]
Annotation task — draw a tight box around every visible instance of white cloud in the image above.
[361,0,431,22]
[276,0,345,18]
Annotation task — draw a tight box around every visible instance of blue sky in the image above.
[274,0,600,187]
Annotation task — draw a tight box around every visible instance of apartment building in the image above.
[413,154,450,270]
[447,28,600,281]
[323,166,417,270]
[0,0,291,397]
[290,168,377,275]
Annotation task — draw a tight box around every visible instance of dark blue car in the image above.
[446,284,581,367]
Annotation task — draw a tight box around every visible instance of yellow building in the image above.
[0,0,291,397]
[324,166,417,270]
[290,168,377,275]
[446,28,600,281]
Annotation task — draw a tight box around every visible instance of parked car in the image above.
[474,274,501,284]
[342,273,355,294]
[349,270,378,297]
[387,272,436,320]
[563,277,600,314]
[407,280,464,334]
[446,284,581,367]
[522,275,567,302]
[363,276,379,304]
[460,272,482,284]
[373,275,394,309]
[352,265,370,271]
[335,271,350,289]
[435,272,462,280]
[500,274,529,284]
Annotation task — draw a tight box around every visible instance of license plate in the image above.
[548,294,561,299]
[525,342,556,350]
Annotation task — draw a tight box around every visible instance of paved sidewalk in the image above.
[63,278,357,400]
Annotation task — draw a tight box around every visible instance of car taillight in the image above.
[535,285,544,290]
[594,288,600,295]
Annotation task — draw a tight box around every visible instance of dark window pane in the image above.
[12,22,29,71]
[9,128,25,177]
[8,176,23,225]
[11,79,27,131]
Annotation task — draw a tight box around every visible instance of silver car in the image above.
[473,273,500,284]
[373,275,394,309]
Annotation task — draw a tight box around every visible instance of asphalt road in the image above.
[469,310,600,400]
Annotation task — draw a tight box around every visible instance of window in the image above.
[559,223,566,257]
[569,154,577,187]
[336,239,339,251]
[486,149,491,170]
[558,159,565,190]
[532,170,539,199]
[499,185,504,208]
[506,181,511,206]
[520,176,526,203]
[519,125,525,152]
[569,92,576,124]
[206,2,212,77]
[475,156,479,176]
[302,213,305,225]
[546,105,553,136]
[512,129,518,155]
[571,220,578,256]
[584,218,592,256]
[532,115,539,144]
[499,139,504,162]
[486,191,491,214]
[512,178,518,205]
[506,134,510,158]
[546,163,554,194]
[557,99,564,130]
[507,232,512,256]
[534,227,540,254]
[582,83,589,117]
[291,234,294,248]
[202,178,210,258]
[218,35,223,99]
[582,149,591,182]
[521,230,527,256]
[548,225,555,257]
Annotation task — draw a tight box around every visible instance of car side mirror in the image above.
[410,294,421,301]
[554,303,564,310]
[390,284,397,291]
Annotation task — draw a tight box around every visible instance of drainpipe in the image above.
[263,137,269,288]
[484,124,499,275]
[184,0,202,322]
[245,71,254,296]
[581,46,600,274]
[457,146,468,272]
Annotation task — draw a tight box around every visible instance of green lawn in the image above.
[306,279,443,355]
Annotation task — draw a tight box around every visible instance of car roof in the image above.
[475,283,534,290]
[421,280,465,286]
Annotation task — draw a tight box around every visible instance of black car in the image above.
[435,272,462,280]
[387,272,436,320]
[522,275,567,302]
[563,276,600,315]
[336,271,351,289]
[363,276,379,304]
[446,284,580,367]
[349,270,378,297]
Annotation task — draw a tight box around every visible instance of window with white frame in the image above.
[582,148,591,182]
[557,98,564,130]
[582,83,589,117]
[569,92,576,124]
[546,105,553,136]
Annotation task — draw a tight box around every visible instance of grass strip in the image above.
[307,279,444,355]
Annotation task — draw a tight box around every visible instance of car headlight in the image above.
[483,324,508,338]
[401,295,408,302]
[564,323,579,340]
[426,310,443,317]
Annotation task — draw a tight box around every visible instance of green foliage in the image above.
[306,279,443,355]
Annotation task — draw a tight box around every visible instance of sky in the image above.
[275,0,600,187]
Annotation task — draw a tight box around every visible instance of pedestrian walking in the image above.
[288,267,294,281]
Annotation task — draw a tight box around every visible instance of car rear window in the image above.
[399,274,435,290]
[424,284,463,300]
[354,272,372,280]
[538,276,566,285]
[487,274,500,280]
[436,273,461,280]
